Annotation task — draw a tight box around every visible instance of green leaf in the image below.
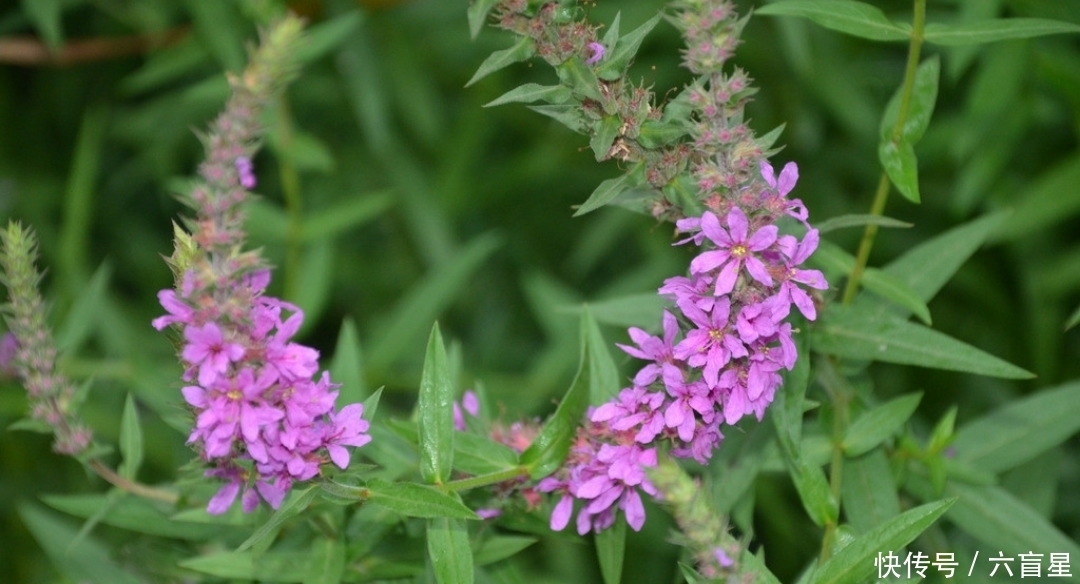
[990,156,1080,242]
[574,172,634,217]
[453,432,521,476]
[528,104,586,133]
[1066,302,1080,331]
[366,479,477,520]
[813,303,1033,379]
[467,37,536,87]
[842,392,922,457]
[295,10,365,64]
[861,267,932,325]
[329,318,366,406]
[841,448,901,534]
[755,1,911,42]
[180,550,310,581]
[473,535,537,566]
[467,0,500,39]
[485,83,573,108]
[427,517,474,584]
[19,0,63,49]
[737,550,784,584]
[570,293,667,329]
[304,537,345,584]
[812,499,954,584]
[236,486,318,552]
[951,380,1080,474]
[519,320,593,479]
[880,56,940,144]
[595,12,664,81]
[17,503,144,584]
[815,214,912,234]
[55,262,112,352]
[906,476,1080,562]
[595,516,626,584]
[882,212,1006,307]
[367,233,500,371]
[924,18,1080,46]
[878,138,920,203]
[184,0,246,71]
[556,57,603,102]
[590,115,623,162]
[118,393,143,481]
[637,119,690,148]
[300,191,393,242]
[42,493,222,540]
[418,323,455,485]
[581,306,620,405]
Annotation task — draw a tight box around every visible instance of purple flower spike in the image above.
[585,42,605,65]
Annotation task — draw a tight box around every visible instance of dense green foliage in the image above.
[1,0,1079,582]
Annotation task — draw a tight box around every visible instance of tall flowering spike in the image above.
[154,16,371,514]
[0,222,93,455]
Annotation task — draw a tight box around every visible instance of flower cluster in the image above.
[154,270,370,514]
[153,16,370,514]
[540,161,826,535]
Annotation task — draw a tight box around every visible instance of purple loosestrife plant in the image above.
[153,16,371,514]
[471,0,827,573]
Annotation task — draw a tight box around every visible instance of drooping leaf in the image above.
[878,138,920,203]
[755,1,911,42]
[842,392,922,457]
[812,499,954,584]
[427,517,474,584]
[574,172,633,217]
[366,479,478,520]
[924,18,1080,47]
[466,37,536,87]
[42,493,222,540]
[418,323,455,485]
[813,303,1033,379]
[950,380,1080,474]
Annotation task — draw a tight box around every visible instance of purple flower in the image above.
[236,156,256,190]
[616,310,684,387]
[673,298,748,388]
[688,207,778,295]
[585,42,605,65]
[774,229,828,320]
[761,160,807,222]
[182,322,245,387]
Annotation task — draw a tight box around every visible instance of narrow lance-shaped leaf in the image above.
[428,517,474,584]
[467,0,499,39]
[595,516,626,584]
[519,314,594,479]
[950,380,1080,473]
[755,0,911,42]
[842,392,922,457]
[366,479,478,520]
[236,485,318,552]
[466,37,536,87]
[813,303,1034,379]
[924,18,1080,47]
[595,12,664,81]
[418,323,454,485]
[304,537,345,584]
[485,83,573,108]
[582,306,620,405]
[812,499,954,584]
[118,393,144,481]
[814,213,912,234]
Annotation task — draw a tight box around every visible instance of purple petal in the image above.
[777,161,799,196]
[207,481,240,515]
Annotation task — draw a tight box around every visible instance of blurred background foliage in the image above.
[0,0,1078,582]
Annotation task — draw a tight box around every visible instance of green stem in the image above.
[443,466,530,493]
[89,459,179,504]
[275,96,304,302]
[841,0,926,304]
